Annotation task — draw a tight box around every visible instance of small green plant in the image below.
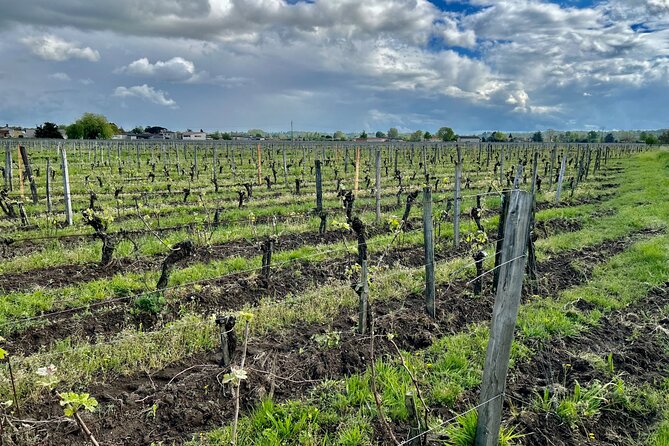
[444,410,522,445]
[312,331,341,350]
[59,392,98,417]
[384,215,401,232]
[606,352,615,375]
[537,380,610,428]
[464,230,489,253]
[331,219,350,231]
[133,292,166,315]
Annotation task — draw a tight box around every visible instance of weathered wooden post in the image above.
[60,145,73,226]
[4,141,12,191]
[282,144,288,187]
[375,148,382,224]
[529,152,539,196]
[548,145,557,190]
[492,191,510,293]
[423,187,436,318]
[555,153,567,202]
[454,145,462,247]
[354,146,361,197]
[19,146,38,204]
[499,144,504,186]
[256,144,262,186]
[46,159,53,214]
[475,190,532,446]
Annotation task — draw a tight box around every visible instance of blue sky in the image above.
[0,0,667,133]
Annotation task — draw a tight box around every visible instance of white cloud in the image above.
[21,34,100,62]
[48,72,71,81]
[117,57,195,81]
[113,84,177,108]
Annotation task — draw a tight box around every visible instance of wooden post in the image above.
[475,190,532,446]
[548,145,557,190]
[499,145,504,186]
[19,146,38,204]
[492,191,510,293]
[46,159,53,214]
[344,146,349,174]
[555,153,567,202]
[212,144,218,189]
[4,141,12,191]
[529,152,539,196]
[315,160,323,213]
[282,144,288,186]
[17,145,24,200]
[454,146,462,247]
[375,148,382,224]
[423,187,436,318]
[405,392,423,446]
[256,144,262,186]
[354,146,361,197]
[60,145,73,226]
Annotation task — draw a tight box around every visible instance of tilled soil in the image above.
[6,229,659,446]
[505,283,669,446]
[5,218,585,356]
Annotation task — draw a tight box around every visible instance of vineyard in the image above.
[0,140,667,446]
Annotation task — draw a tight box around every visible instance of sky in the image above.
[0,0,667,134]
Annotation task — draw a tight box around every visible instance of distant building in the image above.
[112,133,138,140]
[457,136,481,143]
[182,131,207,140]
[23,128,36,138]
[354,137,387,142]
[231,133,252,141]
[0,126,24,138]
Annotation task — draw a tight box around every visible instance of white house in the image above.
[182,131,207,140]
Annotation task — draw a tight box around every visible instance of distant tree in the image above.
[641,133,659,145]
[68,113,113,139]
[375,131,386,138]
[108,122,123,135]
[409,130,424,142]
[587,130,600,143]
[210,131,221,140]
[491,131,507,142]
[66,123,84,139]
[145,126,166,134]
[221,132,232,140]
[508,133,514,142]
[131,126,144,134]
[333,130,346,141]
[248,128,265,137]
[659,130,669,144]
[360,130,368,139]
[35,122,63,139]
[424,131,432,140]
[618,131,636,143]
[604,133,615,143]
[387,127,400,140]
[532,131,543,142]
[437,126,456,141]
